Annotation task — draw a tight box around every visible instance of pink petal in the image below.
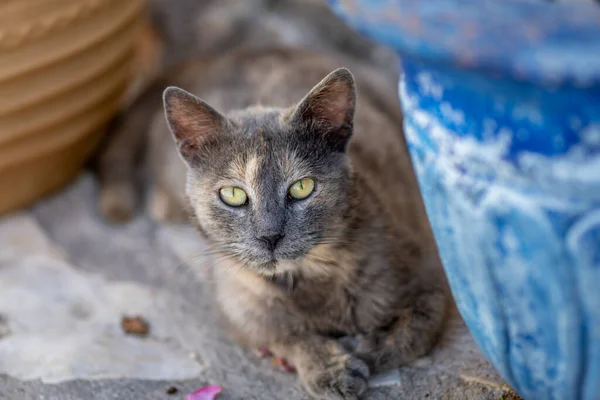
[186,385,223,400]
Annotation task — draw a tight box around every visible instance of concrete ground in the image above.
[0,174,519,399]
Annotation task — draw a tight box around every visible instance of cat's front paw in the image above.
[99,183,136,223]
[302,354,369,400]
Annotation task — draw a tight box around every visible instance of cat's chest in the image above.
[287,274,395,334]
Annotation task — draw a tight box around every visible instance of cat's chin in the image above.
[240,259,277,276]
[245,259,299,278]
[256,260,277,273]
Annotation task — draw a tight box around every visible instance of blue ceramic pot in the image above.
[328,1,600,399]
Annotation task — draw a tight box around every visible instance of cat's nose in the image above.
[259,234,285,252]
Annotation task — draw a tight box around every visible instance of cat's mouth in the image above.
[237,247,311,277]
[258,260,277,271]
[238,256,278,275]
[246,257,298,278]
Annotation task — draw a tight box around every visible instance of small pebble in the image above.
[121,315,150,336]
[166,386,179,395]
[368,368,402,387]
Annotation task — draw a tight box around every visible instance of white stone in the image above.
[0,256,204,383]
[369,368,402,387]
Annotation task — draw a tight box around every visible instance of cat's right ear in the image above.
[289,68,356,152]
[163,86,227,163]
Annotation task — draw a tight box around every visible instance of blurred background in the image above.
[0,1,518,399]
[0,0,400,215]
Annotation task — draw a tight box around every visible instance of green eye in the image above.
[289,178,315,200]
[219,187,248,206]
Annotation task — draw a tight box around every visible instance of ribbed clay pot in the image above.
[0,0,145,214]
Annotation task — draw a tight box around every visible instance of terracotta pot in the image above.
[0,0,145,214]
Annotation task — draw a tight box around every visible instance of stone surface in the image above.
[0,258,204,383]
[0,174,520,399]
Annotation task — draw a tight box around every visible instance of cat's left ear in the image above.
[290,68,356,151]
[163,86,228,164]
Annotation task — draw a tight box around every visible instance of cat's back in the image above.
[174,48,398,123]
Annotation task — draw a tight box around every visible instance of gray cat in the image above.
[99,47,448,399]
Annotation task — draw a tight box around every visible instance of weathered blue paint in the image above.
[327,1,600,399]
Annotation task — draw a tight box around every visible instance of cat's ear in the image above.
[163,86,227,163]
[290,68,356,151]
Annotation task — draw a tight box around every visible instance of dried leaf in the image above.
[121,316,150,336]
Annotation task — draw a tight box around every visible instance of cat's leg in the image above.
[270,336,369,400]
[216,270,369,400]
[354,281,447,372]
[96,80,164,223]
[147,113,189,223]
[96,118,145,223]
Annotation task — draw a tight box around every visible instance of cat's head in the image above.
[163,68,355,276]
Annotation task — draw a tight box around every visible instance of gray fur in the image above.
[154,50,449,400]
